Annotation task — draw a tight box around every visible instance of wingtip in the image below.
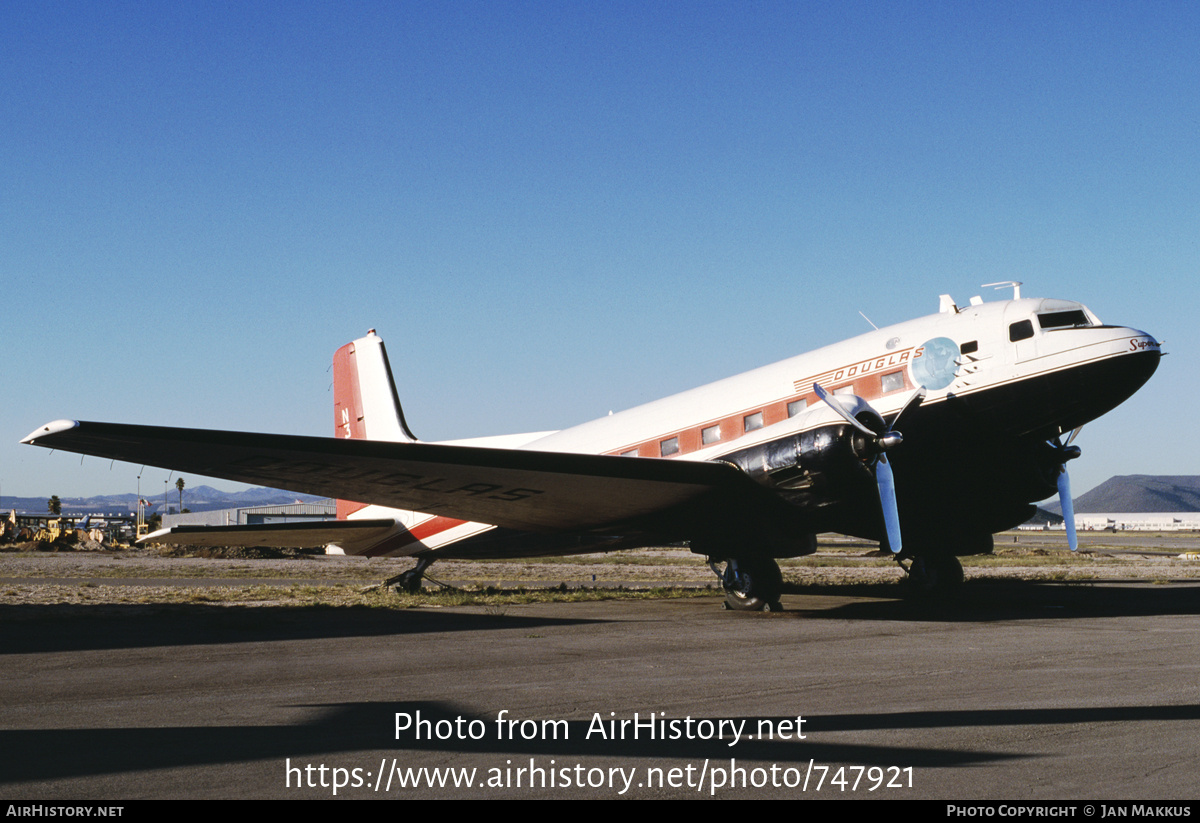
[137,527,172,545]
[21,419,81,445]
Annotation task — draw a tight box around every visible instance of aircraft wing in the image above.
[23,420,767,533]
[138,519,399,548]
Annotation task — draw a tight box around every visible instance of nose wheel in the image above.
[378,556,435,594]
[709,557,783,611]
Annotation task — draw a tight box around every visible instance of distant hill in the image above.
[1025,507,1065,525]
[1,485,329,516]
[1045,476,1200,514]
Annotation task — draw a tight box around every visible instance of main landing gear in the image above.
[708,556,783,612]
[897,554,964,598]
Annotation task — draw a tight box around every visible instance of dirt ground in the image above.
[2,531,1199,608]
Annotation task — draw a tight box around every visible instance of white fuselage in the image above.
[336,295,1159,556]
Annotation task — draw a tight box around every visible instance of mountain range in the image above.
[1,485,328,516]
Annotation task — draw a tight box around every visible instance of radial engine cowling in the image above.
[716,423,876,504]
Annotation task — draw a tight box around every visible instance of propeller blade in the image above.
[1049,433,1081,552]
[876,455,902,553]
[812,383,877,437]
[889,386,926,433]
[1057,467,1077,552]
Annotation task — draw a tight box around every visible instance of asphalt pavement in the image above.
[3,578,1199,799]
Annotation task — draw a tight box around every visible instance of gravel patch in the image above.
[2,532,1198,607]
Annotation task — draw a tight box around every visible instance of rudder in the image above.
[333,329,417,443]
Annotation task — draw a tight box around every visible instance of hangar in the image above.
[160,499,336,529]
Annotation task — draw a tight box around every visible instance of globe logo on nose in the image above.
[911,337,959,390]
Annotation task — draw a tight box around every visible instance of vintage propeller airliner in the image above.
[23,283,1161,610]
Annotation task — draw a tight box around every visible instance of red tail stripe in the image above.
[357,515,469,558]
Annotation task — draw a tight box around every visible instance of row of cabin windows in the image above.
[615,368,910,459]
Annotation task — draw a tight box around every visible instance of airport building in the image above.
[1076,513,1200,531]
[161,500,336,529]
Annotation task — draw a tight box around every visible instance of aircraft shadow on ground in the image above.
[0,603,604,655]
[778,578,1200,623]
[8,699,1200,784]
[0,700,1037,783]
[3,578,1200,654]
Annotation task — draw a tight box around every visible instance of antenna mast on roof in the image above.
[982,281,1023,300]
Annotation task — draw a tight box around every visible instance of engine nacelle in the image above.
[716,423,875,504]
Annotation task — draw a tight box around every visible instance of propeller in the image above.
[814,383,925,554]
[1051,429,1082,551]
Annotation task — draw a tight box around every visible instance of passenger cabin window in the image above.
[960,340,978,355]
[787,399,807,417]
[701,425,721,445]
[880,371,905,393]
[743,412,764,432]
[660,437,679,456]
[1038,310,1091,329]
[620,449,639,457]
[1009,320,1034,342]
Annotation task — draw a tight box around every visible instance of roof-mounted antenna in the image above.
[858,311,878,330]
[982,281,1022,300]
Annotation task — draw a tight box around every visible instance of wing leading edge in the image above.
[22,419,772,535]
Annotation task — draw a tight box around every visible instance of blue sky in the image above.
[3,1,1197,501]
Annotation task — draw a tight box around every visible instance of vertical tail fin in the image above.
[333,330,416,519]
[333,329,417,443]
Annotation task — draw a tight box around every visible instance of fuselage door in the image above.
[1004,303,1040,364]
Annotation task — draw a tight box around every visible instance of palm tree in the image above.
[176,478,185,513]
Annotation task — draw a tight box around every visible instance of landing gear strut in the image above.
[382,557,435,594]
[708,556,783,612]
[899,554,963,598]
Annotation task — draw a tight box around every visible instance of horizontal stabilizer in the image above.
[139,519,399,548]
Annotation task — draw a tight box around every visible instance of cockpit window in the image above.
[1009,320,1033,342]
[1038,310,1091,329]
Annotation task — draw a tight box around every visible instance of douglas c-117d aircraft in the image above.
[23,283,1161,610]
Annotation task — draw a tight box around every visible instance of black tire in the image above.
[722,557,783,612]
[903,554,964,599]
[395,570,424,594]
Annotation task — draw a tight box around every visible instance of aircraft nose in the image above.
[1122,328,1162,378]
[1126,329,1162,358]
[1110,327,1161,399]
[1021,326,1161,436]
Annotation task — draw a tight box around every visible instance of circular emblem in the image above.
[911,337,959,390]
